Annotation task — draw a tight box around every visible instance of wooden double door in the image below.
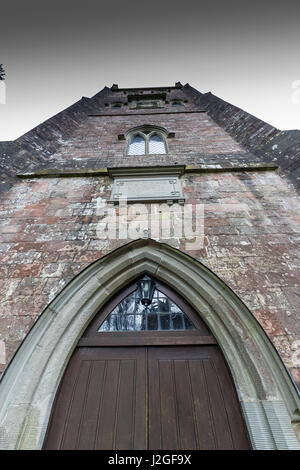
[43,345,251,450]
[43,279,251,450]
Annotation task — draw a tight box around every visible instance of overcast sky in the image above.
[0,0,300,141]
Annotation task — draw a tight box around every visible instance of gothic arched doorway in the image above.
[43,277,251,450]
[0,240,299,450]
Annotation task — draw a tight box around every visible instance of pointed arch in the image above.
[0,239,299,449]
[127,132,146,155]
[148,133,166,154]
[125,125,168,155]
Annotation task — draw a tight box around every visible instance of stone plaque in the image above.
[110,175,185,203]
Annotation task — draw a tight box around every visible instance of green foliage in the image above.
[0,64,5,80]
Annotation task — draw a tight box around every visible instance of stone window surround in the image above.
[111,102,124,108]
[125,125,169,156]
[171,99,184,106]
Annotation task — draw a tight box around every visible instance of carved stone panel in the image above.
[110,175,185,204]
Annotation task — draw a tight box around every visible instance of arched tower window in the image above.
[126,126,167,155]
[148,133,166,154]
[128,134,146,155]
[171,100,183,106]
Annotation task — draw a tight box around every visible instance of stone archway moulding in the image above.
[0,239,299,450]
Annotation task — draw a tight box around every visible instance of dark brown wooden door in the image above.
[148,346,250,450]
[44,347,147,450]
[44,345,250,449]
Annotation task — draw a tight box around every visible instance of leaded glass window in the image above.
[98,289,196,332]
[149,134,166,154]
[126,127,167,155]
[128,135,146,155]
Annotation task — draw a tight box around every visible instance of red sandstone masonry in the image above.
[0,86,299,389]
[51,112,245,163]
[0,170,299,387]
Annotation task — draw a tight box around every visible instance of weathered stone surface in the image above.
[0,83,299,394]
[185,84,300,191]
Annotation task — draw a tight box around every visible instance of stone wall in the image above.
[0,87,111,195]
[0,83,299,393]
[185,84,300,191]
[0,169,299,389]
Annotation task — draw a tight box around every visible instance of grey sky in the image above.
[0,0,299,140]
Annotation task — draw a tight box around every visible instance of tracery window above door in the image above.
[98,287,196,332]
[126,126,167,155]
[81,277,213,342]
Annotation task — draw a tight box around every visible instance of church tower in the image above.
[0,82,299,450]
